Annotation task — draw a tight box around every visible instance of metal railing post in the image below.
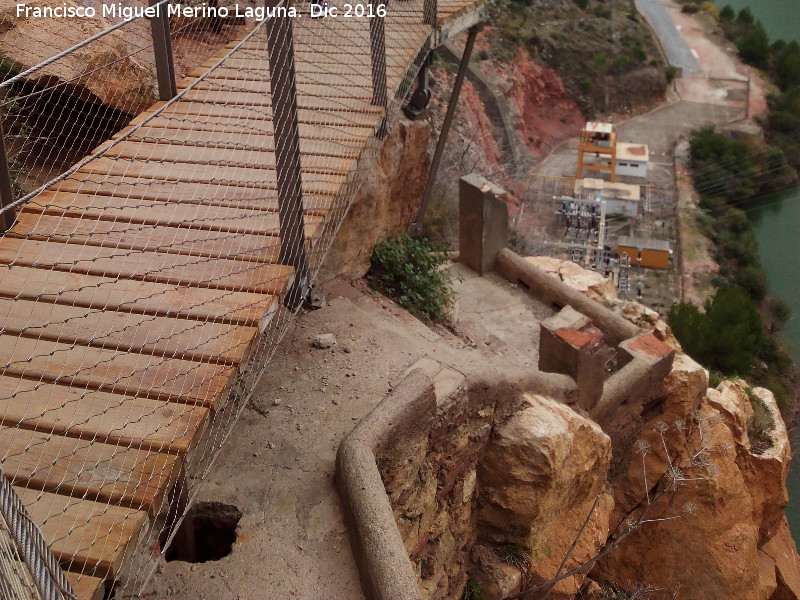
[369,1,388,138]
[423,0,437,26]
[150,0,177,100]
[0,122,16,233]
[266,1,310,309]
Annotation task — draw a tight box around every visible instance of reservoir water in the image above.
[713,0,800,541]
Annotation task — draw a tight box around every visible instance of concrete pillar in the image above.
[458,173,508,275]
[539,306,607,411]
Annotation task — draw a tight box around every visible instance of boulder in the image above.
[524,256,617,304]
[469,544,523,600]
[525,491,614,599]
[478,393,611,543]
[0,0,156,114]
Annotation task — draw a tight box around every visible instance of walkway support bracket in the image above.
[0,122,16,233]
[411,23,483,236]
[266,1,311,309]
[149,0,177,100]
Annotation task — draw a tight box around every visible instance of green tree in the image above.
[737,23,771,69]
[667,301,706,360]
[703,287,762,375]
[669,288,762,376]
[719,4,735,21]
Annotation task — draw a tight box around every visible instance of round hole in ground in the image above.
[166,501,242,563]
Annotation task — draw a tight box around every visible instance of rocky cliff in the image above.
[382,258,800,600]
[320,116,432,282]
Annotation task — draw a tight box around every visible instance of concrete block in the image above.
[539,306,607,411]
[458,173,508,275]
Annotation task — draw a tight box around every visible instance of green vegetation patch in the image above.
[368,235,455,323]
[746,387,775,454]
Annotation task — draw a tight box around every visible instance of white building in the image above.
[574,178,641,218]
[615,142,649,179]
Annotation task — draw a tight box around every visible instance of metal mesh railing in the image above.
[0,0,452,596]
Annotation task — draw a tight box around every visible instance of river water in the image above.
[713,0,800,542]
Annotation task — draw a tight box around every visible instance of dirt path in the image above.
[142,270,552,600]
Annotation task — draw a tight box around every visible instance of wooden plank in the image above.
[0,297,260,365]
[66,572,105,600]
[179,87,381,113]
[7,213,306,264]
[135,101,381,128]
[76,156,354,187]
[15,486,147,577]
[98,140,356,174]
[0,335,234,407]
[54,175,342,207]
[0,239,294,296]
[0,265,277,327]
[118,116,372,143]
[111,126,363,162]
[0,427,179,512]
[26,191,327,233]
[179,77,373,98]
[0,376,207,454]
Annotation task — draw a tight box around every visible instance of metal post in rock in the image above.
[150,0,177,100]
[266,1,311,309]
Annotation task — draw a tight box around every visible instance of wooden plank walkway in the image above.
[0,0,484,597]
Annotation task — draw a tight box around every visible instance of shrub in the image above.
[746,387,775,454]
[666,65,679,82]
[463,579,487,600]
[668,287,762,376]
[573,0,589,8]
[368,235,455,323]
[719,4,735,21]
[737,23,771,69]
[701,1,719,19]
[767,297,792,331]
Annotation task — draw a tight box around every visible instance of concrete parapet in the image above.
[459,174,508,275]
[594,333,676,425]
[495,248,641,344]
[336,365,578,600]
[539,306,607,412]
[336,369,434,600]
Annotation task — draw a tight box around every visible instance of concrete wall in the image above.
[495,248,640,345]
[616,161,647,178]
[337,367,576,600]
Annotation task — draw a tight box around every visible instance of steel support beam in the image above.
[412,24,482,235]
[266,3,311,309]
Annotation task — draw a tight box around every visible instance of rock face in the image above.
[598,371,798,600]
[477,393,612,597]
[479,393,611,542]
[319,116,431,282]
[0,0,156,114]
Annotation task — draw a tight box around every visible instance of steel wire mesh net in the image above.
[0,0,476,596]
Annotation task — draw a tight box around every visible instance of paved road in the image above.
[635,0,699,75]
